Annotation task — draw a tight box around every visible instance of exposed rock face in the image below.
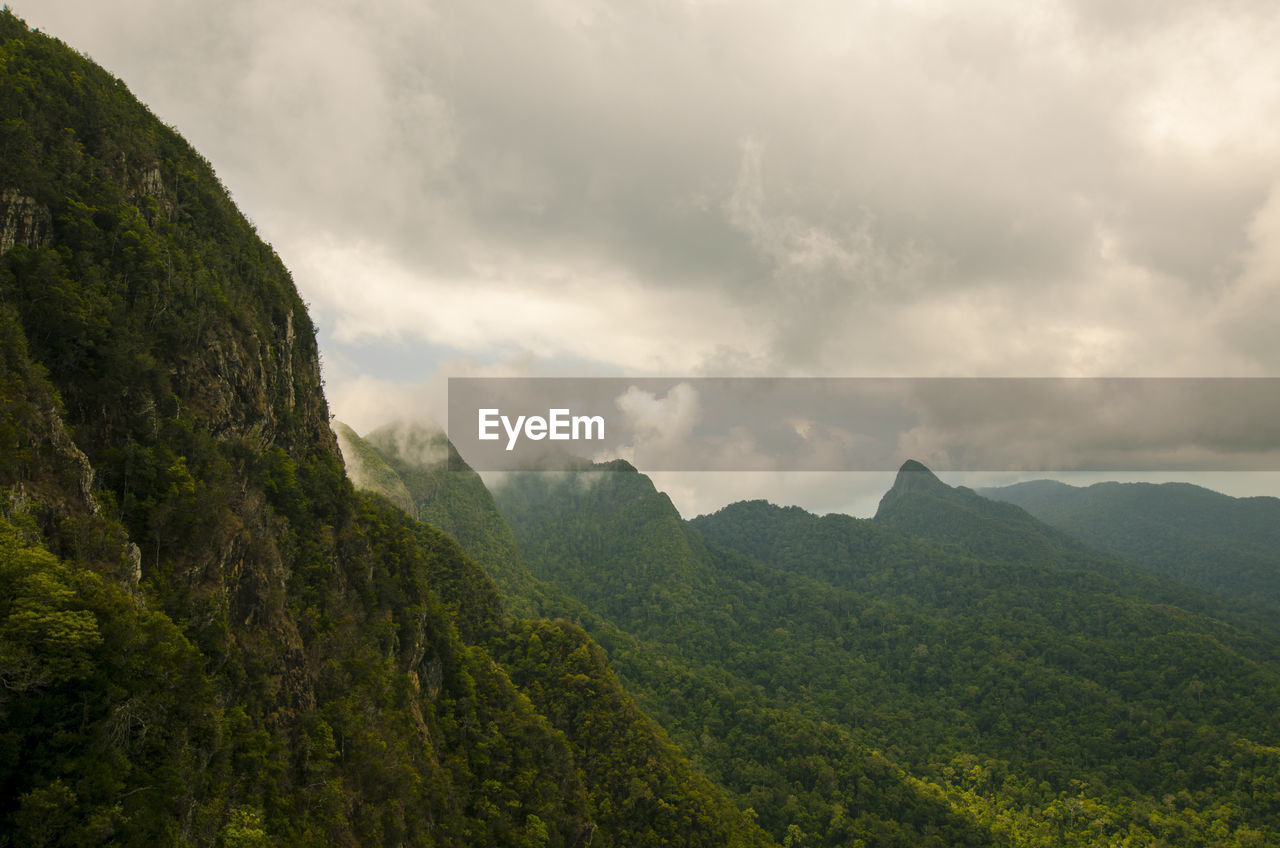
[45,402,99,515]
[129,159,176,220]
[0,188,51,253]
[126,541,142,585]
[178,307,334,455]
[137,163,165,199]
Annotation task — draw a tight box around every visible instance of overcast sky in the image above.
[15,0,1280,515]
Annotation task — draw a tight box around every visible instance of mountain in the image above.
[494,463,1002,847]
[0,13,772,847]
[335,420,545,617]
[494,460,1280,846]
[877,461,1106,567]
[982,478,1280,607]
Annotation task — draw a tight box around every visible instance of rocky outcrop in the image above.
[0,188,51,253]
[178,308,335,455]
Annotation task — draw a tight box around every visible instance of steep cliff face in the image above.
[0,11,557,843]
[0,188,52,253]
[0,5,337,722]
[0,13,773,847]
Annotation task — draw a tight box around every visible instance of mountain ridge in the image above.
[983,477,1280,606]
[492,457,1280,846]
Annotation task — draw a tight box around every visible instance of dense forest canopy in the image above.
[342,422,1280,847]
[983,478,1280,608]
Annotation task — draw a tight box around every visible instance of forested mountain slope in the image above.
[0,13,771,847]
[875,463,1278,630]
[335,420,546,617]
[981,478,1280,607]
[353,443,1005,847]
[489,461,1280,847]
[874,461,1098,565]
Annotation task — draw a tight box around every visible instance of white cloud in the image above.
[292,234,753,373]
[1214,183,1280,370]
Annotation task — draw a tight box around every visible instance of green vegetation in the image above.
[332,421,414,513]
[338,420,547,617]
[982,478,1280,607]
[488,463,1280,847]
[0,516,217,847]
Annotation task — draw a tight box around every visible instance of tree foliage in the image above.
[489,464,1280,847]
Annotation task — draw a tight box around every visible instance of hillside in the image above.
[429,460,1004,847]
[0,13,772,847]
[492,461,1280,846]
[335,420,546,617]
[982,478,1280,607]
[343,429,1007,844]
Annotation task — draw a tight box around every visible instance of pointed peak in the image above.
[891,460,945,492]
[593,458,638,472]
[876,460,948,519]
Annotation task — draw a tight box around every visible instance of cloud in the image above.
[22,0,1280,381]
[291,234,753,373]
[610,382,702,465]
[1215,182,1280,370]
[15,0,1280,510]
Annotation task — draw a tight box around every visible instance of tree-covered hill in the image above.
[0,13,772,846]
[335,420,546,617]
[981,478,1280,608]
[873,463,1278,629]
[488,460,1280,847]
[875,461,1094,563]
[344,437,1004,846]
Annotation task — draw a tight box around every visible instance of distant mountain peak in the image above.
[885,459,946,497]
[875,460,949,520]
[897,458,937,476]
